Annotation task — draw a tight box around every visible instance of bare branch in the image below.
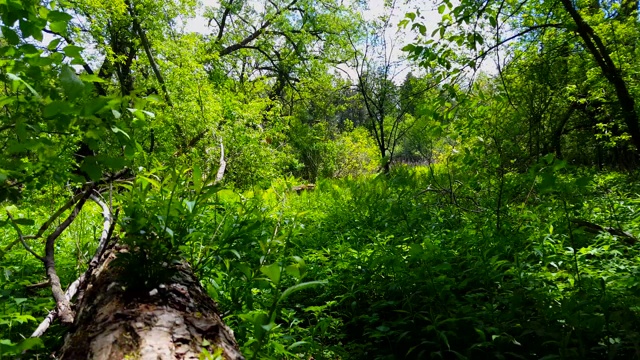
[32,193,116,337]
[219,0,298,56]
[216,0,235,42]
[214,138,227,184]
[43,187,93,325]
[27,193,86,241]
[88,193,114,268]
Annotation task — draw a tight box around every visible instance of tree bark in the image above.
[58,247,244,360]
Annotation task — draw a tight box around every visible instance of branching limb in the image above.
[32,192,117,337]
[218,0,299,56]
[31,273,86,338]
[28,193,85,241]
[43,187,93,325]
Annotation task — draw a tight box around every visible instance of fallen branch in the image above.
[30,273,86,338]
[25,280,50,290]
[571,219,638,244]
[291,184,315,193]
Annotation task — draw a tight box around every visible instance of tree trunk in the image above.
[58,247,244,360]
[559,0,640,153]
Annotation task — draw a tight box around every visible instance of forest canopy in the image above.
[1,0,640,358]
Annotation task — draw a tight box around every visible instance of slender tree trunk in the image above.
[559,0,640,152]
[58,247,244,360]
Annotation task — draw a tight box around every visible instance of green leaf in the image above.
[60,65,85,100]
[278,280,326,303]
[43,101,71,118]
[14,297,27,305]
[438,4,446,14]
[193,165,202,191]
[15,337,43,352]
[128,108,146,120]
[287,341,308,350]
[138,176,162,189]
[13,218,35,226]
[185,200,196,213]
[253,313,270,338]
[49,21,68,34]
[111,126,131,139]
[47,10,73,23]
[63,45,83,58]
[1,26,20,45]
[285,265,300,279]
[124,144,136,158]
[260,263,281,284]
[48,38,62,50]
[19,19,42,41]
[80,158,102,181]
[7,73,40,98]
[80,74,106,83]
[575,176,591,188]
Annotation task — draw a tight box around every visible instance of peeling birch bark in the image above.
[58,247,244,360]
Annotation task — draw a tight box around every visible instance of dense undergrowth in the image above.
[2,161,640,359]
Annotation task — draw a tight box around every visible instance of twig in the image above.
[6,212,45,262]
[25,280,50,290]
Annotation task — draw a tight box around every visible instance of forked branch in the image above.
[32,192,116,337]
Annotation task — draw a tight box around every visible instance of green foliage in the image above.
[290,121,378,180]
[2,0,640,359]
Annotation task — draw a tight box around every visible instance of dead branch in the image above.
[43,188,93,325]
[291,184,315,193]
[32,193,116,337]
[30,271,86,338]
[88,193,114,268]
[174,130,209,157]
[25,280,50,290]
[214,138,226,184]
[28,192,86,240]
